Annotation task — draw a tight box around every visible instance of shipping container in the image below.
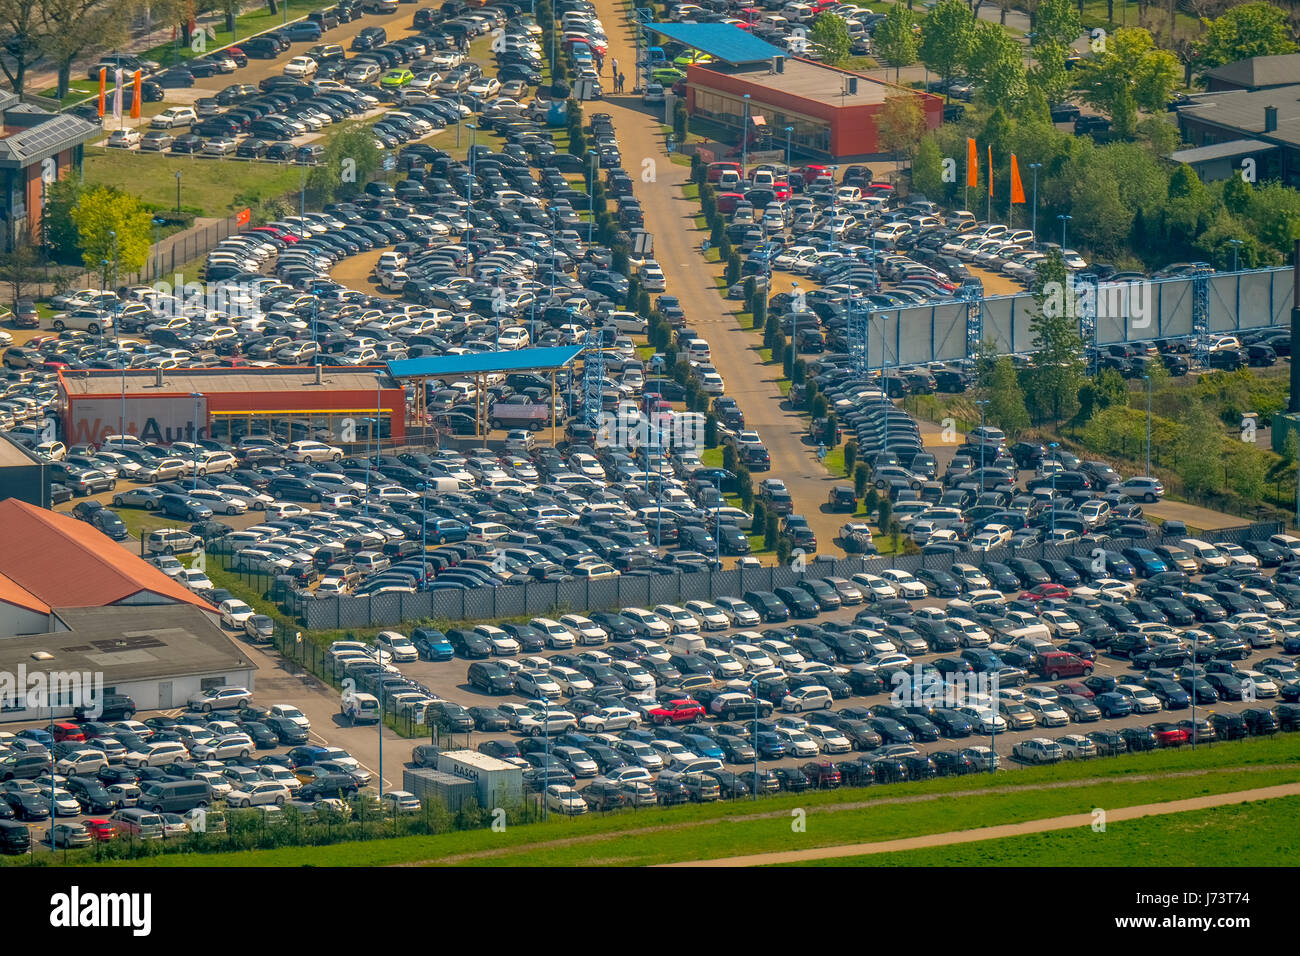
[403,768,477,811]
[435,749,524,811]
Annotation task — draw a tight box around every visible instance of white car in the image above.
[473,624,521,656]
[285,440,343,463]
[578,706,641,732]
[284,55,318,77]
[191,733,255,761]
[218,599,255,628]
[151,106,197,129]
[1056,734,1097,759]
[756,639,804,666]
[879,569,927,599]
[548,666,594,696]
[1013,737,1063,764]
[1023,697,1070,726]
[654,604,701,634]
[804,724,852,754]
[851,574,898,601]
[227,781,293,807]
[178,568,213,592]
[782,685,833,713]
[373,631,418,662]
[517,709,577,736]
[775,728,820,758]
[957,706,1007,734]
[187,686,252,712]
[714,596,761,627]
[621,607,671,638]
[269,704,310,729]
[558,614,608,645]
[683,600,730,631]
[545,784,588,815]
[515,669,562,700]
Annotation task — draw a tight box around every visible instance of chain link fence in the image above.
[292,520,1282,629]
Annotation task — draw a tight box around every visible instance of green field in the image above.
[71,737,1300,867]
[799,794,1300,867]
[83,147,305,219]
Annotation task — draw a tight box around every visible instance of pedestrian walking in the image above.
[611,57,619,79]
[619,72,626,93]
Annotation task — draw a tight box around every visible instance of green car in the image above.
[380,68,414,88]
[651,67,686,85]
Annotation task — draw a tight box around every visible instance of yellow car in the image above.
[380,68,415,88]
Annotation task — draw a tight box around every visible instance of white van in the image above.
[1180,538,1229,570]
[665,634,705,656]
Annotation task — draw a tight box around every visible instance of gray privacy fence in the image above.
[293,520,1283,630]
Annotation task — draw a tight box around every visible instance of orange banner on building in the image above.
[98,68,106,117]
[1010,153,1026,204]
[966,137,977,188]
[988,145,993,196]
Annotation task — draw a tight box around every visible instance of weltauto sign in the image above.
[65,395,208,446]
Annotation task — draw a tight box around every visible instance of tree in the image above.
[843,440,857,477]
[808,12,851,66]
[1196,2,1297,70]
[0,0,44,94]
[910,136,949,203]
[308,122,384,204]
[967,22,1028,107]
[1230,449,1266,504]
[1029,38,1074,106]
[920,0,976,96]
[1033,0,1082,47]
[40,0,123,99]
[987,356,1030,439]
[1076,28,1179,138]
[68,185,151,274]
[1176,399,1221,495]
[873,4,918,82]
[854,463,870,498]
[765,512,779,551]
[1027,250,1085,422]
[40,175,82,262]
[877,95,927,168]
[0,234,42,304]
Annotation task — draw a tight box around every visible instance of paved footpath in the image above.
[655,781,1300,866]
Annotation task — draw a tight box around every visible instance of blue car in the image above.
[682,734,725,760]
[754,731,786,760]
[428,518,468,543]
[1122,547,1168,578]
[1094,692,1133,718]
[284,21,322,41]
[412,627,453,661]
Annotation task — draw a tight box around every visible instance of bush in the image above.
[792,359,806,385]
[725,252,741,285]
[854,463,871,498]
[878,499,892,532]
[824,412,838,447]
[752,499,767,535]
[771,336,785,367]
[844,440,857,477]
[752,296,766,332]
[777,537,792,565]
[723,443,737,473]
[765,513,779,550]
[705,413,718,448]
[863,484,878,515]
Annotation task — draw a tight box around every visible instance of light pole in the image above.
[974,398,990,467]
[189,393,203,490]
[542,696,550,820]
[1048,441,1059,536]
[750,677,760,800]
[1058,214,1071,250]
[1143,374,1152,477]
[1028,163,1041,249]
[791,280,799,370]
[1227,238,1243,272]
[175,170,181,215]
[587,149,599,243]
[741,94,750,175]
[1190,630,1199,749]
[784,125,793,168]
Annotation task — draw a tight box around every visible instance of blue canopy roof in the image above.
[387,346,583,379]
[645,23,785,64]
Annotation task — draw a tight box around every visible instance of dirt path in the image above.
[388,763,1294,866]
[658,781,1300,867]
[590,0,849,554]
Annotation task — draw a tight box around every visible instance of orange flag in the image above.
[97,68,106,117]
[966,138,977,188]
[1010,153,1026,204]
[988,145,993,196]
[130,70,142,119]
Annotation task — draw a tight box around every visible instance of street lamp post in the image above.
[175,171,181,215]
[750,677,760,800]
[1227,238,1243,272]
[1058,214,1071,250]
[974,398,989,467]
[587,149,598,243]
[784,125,793,168]
[1028,163,1041,249]
[189,393,203,490]
[741,94,750,175]
[1048,441,1059,536]
[1143,374,1152,477]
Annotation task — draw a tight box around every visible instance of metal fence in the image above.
[143,211,249,282]
[292,520,1283,630]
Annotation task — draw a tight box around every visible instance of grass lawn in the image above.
[83,146,304,218]
[112,506,178,545]
[822,446,845,477]
[91,738,1300,866]
[803,794,1300,867]
[701,447,723,469]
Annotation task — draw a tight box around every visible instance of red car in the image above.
[1036,651,1093,681]
[1019,583,1071,602]
[51,722,86,742]
[1150,722,1188,747]
[1054,681,1094,700]
[84,819,116,842]
[800,761,841,788]
[649,699,705,725]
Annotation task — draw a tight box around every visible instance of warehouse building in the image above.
[0,605,255,721]
[647,23,942,160]
[0,433,49,509]
[56,366,406,448]
[0,498,213,636]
